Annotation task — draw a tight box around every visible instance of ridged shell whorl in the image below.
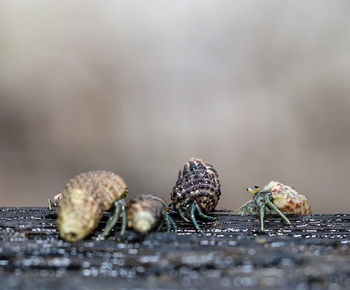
[57,170,126,242]
[171,158,221,213]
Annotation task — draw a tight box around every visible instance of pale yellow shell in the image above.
[57,171,126,242]
[126,194,166,233]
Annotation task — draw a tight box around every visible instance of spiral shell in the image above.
[127,194,166,233]
[171,157,221,213]
[57,170,127,242]
[264,181,311,214]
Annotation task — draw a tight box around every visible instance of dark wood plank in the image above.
[0,208,350,289]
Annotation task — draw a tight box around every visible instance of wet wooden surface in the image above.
[0,207,350,289]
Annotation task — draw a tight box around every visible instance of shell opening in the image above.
[65,232,78,241]
[133,211,155,233]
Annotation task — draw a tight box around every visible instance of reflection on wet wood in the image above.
[0,208,350,289]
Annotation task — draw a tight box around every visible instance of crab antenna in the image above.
[246,187,255,194]
[254,185,260,193]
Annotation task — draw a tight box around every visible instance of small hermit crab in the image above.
[170,157,221,234]
[238,181,311,231]
[51,170,128,242]
[48,193,63,209]
[127,194,177,234]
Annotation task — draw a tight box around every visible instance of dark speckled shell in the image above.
[171,158,221,213]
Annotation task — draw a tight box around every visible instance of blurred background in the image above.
[1,1,350,212]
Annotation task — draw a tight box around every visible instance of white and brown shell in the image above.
[171,157,221,213]
[127,194,166,233]
[57,170,127,242]
[264,181,311,214]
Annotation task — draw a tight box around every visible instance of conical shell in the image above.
[171,158,221,213]
[57,170,126,242]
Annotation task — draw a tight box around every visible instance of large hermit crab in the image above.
[49,170,128,242]
[170,157,221,234]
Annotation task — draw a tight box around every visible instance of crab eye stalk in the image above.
[246,187,255,194]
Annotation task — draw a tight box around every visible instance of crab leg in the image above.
[259,206,265,232]
[97,199,125,240]
[194,203,216,221]
[265,196,291,225]
[190,202,204,235]
[163,210,177,232]
[178,206,190,222]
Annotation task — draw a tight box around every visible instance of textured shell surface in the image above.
[171,157,221,213]
[127,194,166,232]
[264,181,311,214]
[57,170,127,242]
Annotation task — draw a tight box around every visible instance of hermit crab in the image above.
[52,170,128,242]
[170,157,221,234]
[238,181,311,231]
[48,193,63,209]
[127,194,177,234]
